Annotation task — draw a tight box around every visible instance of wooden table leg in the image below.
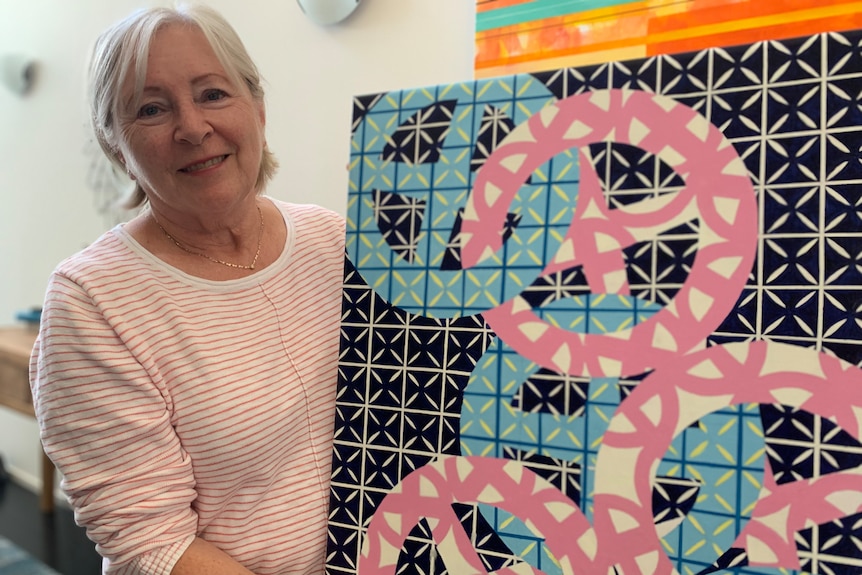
[39,448,54,513]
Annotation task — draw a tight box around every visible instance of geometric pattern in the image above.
[372,190,425,263]
[328,27,862,575]
[761,404,862,485]
[351,93,384,134]
[380,100,457,165]
[796,511,862,574]
[439,208,521,271]
[470,104,525,178]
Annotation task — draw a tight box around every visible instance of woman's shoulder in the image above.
[271,198,343,221]
[53,227,134,278]
[269,198,346,239]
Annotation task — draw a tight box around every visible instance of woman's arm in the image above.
[171,538,256,575]
[31,272,199,574]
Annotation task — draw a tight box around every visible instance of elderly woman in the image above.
[30,5,344,575]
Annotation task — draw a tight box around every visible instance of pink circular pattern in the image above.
[358,456,589,575]
[360,342,862,574]
[593,340,862,574]
[461,90,757,377]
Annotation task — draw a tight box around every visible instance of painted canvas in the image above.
[475,0,862,78]
[327,26,862,575]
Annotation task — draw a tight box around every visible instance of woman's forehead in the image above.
[121,24,233,101]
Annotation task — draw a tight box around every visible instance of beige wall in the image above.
[0,0,474,492]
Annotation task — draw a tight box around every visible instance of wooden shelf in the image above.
[0,325,55,513]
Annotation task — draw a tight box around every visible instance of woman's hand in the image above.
[171,537,257,575]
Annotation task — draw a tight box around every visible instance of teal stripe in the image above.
[476,0,642,33]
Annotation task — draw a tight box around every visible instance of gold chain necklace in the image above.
[153,205,264,270]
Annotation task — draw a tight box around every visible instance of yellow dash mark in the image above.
[718,418,736,435]
[742,471,762,490]
[745,448,765,467]
[716,444,735,464]
[690,440,708,458]
[714,470,734,487]
[684,539,707,556]
[687,514,706,535]
[713,519,734,536]
[714,494,734,513]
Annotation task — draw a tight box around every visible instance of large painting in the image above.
[327,26,862,575]
[475,0,862,78]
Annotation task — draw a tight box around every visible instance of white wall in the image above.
[0,0,474,492]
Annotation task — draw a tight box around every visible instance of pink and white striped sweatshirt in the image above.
[30,200,345,575]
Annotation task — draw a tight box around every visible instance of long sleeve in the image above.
[32,271,198,573]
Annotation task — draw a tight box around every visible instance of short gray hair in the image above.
[89,4,278,208]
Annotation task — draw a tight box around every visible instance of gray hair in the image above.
[89,4,278,208]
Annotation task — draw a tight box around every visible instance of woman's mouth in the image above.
[180,155,228,173]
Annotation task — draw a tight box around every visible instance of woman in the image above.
[30,5,344,575]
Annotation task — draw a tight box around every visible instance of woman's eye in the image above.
[137,104,160,118]
[203,89,227,102]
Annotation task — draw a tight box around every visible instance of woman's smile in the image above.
[180,154,229,173]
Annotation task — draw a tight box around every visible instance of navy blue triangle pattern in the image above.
[380,100,457,165]
[470,105,531,188]
[518,265,591,308]
[511,368,590,416]
[622,226,699,306]
[760,404,862,484]
[796,511,862,574]
[352,93,384,134]
[531,65,608,99]
[588,142,686,209]
[502,447,582,506]
[652,476,701,526]
[373,190,426,263]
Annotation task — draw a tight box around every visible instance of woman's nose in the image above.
[173,103,212,145]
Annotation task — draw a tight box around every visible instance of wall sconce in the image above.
[1,54,37,96]
[297,0,362,25]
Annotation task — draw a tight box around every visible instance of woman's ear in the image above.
[257,100,266,127]
[117,152,135,180]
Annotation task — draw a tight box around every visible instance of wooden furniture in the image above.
[0,325,55,512]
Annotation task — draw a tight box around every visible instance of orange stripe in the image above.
[476,0,862,75]
[649,0,862,33]
[651,14,862,55]
[477,0,538,14]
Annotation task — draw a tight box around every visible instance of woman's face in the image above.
[116,24,265,220]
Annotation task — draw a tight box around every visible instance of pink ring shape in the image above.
[462,89,757,377]
[358,456,590,575]
[592,340,862,574]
